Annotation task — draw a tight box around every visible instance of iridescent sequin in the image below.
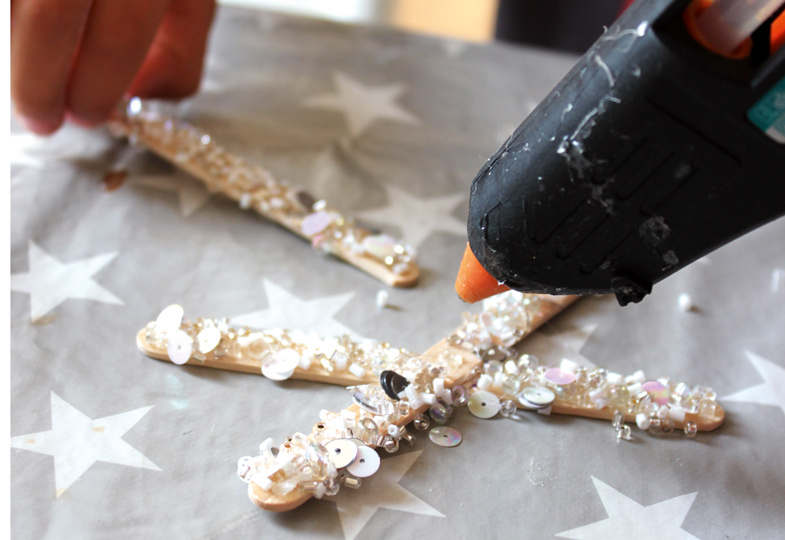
[429,426,462,447]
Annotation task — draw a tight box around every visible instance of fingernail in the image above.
[17,115,58,135]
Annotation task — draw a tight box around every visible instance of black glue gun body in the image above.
[468,0,785,305]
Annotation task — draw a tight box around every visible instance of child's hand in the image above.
[11,0,216,135]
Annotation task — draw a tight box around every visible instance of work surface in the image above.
[10,6,785,539]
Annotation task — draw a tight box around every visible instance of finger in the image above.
[129,0,216,99]
[10,0,93,134]
[66,0,170,125]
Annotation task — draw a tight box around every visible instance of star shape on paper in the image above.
[556,476,699,540]
[11,241,123,322]
[324,450,443,540]
[304,72,419,138]
[133,171,211,217]
[11,392,160,498]
[356,185,466,249]
[232,279,356,336]
[520,323,598,368]
[724,351,785,415]
[441,39,470,58]
[10,124,115,168]
[772,268,783,293]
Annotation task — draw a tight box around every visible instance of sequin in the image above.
[261,348,300,380]
[521,386,555,407]
[347,445,380,477]
[301,210,334,236]
[156,304,184,333]
[361,234,398,258]
[642,381,669,406]
[429,426,462,447]
[544,368,576,386]
[167,330,192,365]
[517,395,547,410]
[468,391,501,419]
[324,439,358,469]
[197,327,221,354]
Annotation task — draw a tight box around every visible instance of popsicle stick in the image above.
[109,99,419,288]
[548,400,725,432]
[136,294,578,385]
[247,299,724,512]
[248,335,484,512]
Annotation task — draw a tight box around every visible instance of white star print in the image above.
[324,450,443,540]
[356,185,466,249]
[556,476,699,540]
[133,172,212,217]
[11,392,160,498]
[724,351,785,415]
[10,124,115,168]
[304,72,419,138]
[772,268,783,292]
[521,323,598,368]
[11,241,123,322]
[232,279,356,336]
[441,39,470,58]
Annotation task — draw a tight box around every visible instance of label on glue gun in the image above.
[747,76,785,144]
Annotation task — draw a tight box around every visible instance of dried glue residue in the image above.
[102,170,127,192]
[600,21,649,53]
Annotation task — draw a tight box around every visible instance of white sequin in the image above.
[347,445,380,478]
[156,304,184,333]
[468,390,501,419]
[167,330,193,365]
[197,327,221,354]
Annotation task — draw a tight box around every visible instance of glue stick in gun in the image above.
[456,0,785,306]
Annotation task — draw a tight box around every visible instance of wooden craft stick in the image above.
[136,293,577,386]
[137,292,725,513]
[245,292,723,512]
[110,98,419,287]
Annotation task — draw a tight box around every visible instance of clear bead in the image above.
[684,421,698,438]
[343,476,362,489]
[305,443,330,481]
[451,385,469,407]
[517,354,539,370]
[324,477,341,496]
[501,374,522,395]
[484,360,504,376]
[500,399,517,418]
[574,367,589,386]
[661,418,675,434]
[272,479,297,497]
[382,436,400,453]
[612,409,624,428]
[356,417,379,445]
[397,400,411,417]
[413,413,430,431]
[616,425,632,441]
[698,400,716,417]
[429,402,453,425]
